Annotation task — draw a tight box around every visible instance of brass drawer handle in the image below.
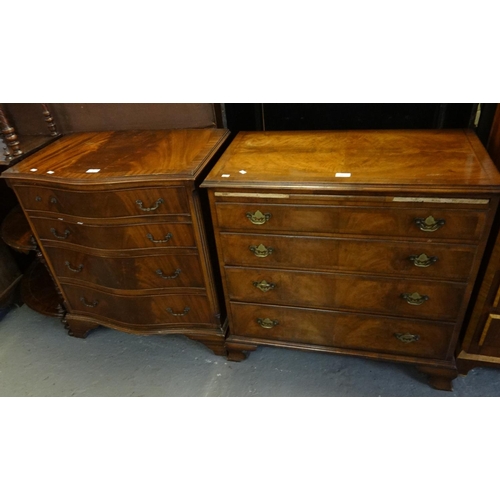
[146,232,172,243]
[249,244,274,258]
[414,216,445,232]
[253,280,276,292]
[401,292,429,306]
[136,198,164,212]
[50,228,71,240]
[166,306,190,317]
[246,210,271,225]
[35,196,57,203]
[409,253,438,268]
[65,261,83,273]
[156,268,181,279]
[395,332,420,343]
[257,318,279,329]
[80,297,98,308]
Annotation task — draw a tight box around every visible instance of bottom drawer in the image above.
[62,284,216,327]
[230,303,454,360]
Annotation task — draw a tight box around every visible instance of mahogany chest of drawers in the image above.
[2,129,230,355]
[201,129,500,389]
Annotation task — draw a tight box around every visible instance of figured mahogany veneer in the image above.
[215,202,488,242]
[15,185,191,217]
[230,303,455,360]
[30,218,197,250]
[2,129,230,355]
[202,129,500,390]
[219,233,477,280]
[225,268,465,321]
[44,247,205,290]
[62,284,214,326]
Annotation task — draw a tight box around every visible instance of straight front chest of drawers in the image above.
[201,129,500,389]
[2,129,230,356]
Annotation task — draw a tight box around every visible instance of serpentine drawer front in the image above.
[61,284,214,327]
[44,246,206,290]
[14,185,191,217]
[2,129,230,356]
[30,218,197,250]
[201,129,500,390]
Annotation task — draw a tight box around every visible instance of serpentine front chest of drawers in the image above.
[2,129,230,355]
[201,129,500,389]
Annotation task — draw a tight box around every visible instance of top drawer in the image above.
[215,202,488,241]
[14,185,190,218]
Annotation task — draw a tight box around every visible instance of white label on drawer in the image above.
[335,172,351,177]
[47,171,55,174]
[86,169,100,173]
[239,170,247,174]
[30,168,37,172]
[221,174,231,177]
[392,197,489,204]
[214,192,290,198]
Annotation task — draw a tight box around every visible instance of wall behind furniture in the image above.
[224,103,496,136]
[4,104,221,134]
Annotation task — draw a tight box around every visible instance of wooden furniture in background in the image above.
[0,103,62,318]
[2,129,230,355]
[202,129,500,390]
[457,105,500,373]
[457,228,500,374]
[1,205,64,317]
[0,104,61,167]
[3,104,222,136]
[0,238,22,316]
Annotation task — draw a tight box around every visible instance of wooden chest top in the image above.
[3,128,230,184]
[201,129,500,194]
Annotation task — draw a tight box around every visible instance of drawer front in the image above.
[63,284,215,326]
[45,247,205,290]
[225,268,466,321]
[31,218,196,250]
[216,202,487,241]
[220,233,476,280]
[15,185,190,218]
[230,303,454,360]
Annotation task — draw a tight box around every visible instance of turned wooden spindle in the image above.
[41,104,59,136]
[1,142,10,160]
[0,106,22,157]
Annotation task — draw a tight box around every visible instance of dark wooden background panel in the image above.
[4,103,219,134]
[264,103,449,130]
[225,103,480,133]
[486,105,500,167]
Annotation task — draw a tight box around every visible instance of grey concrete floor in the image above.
[1,305,500,396]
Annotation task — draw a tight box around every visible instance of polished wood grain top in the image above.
[3,129,230,183]
[202,129,500,193]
